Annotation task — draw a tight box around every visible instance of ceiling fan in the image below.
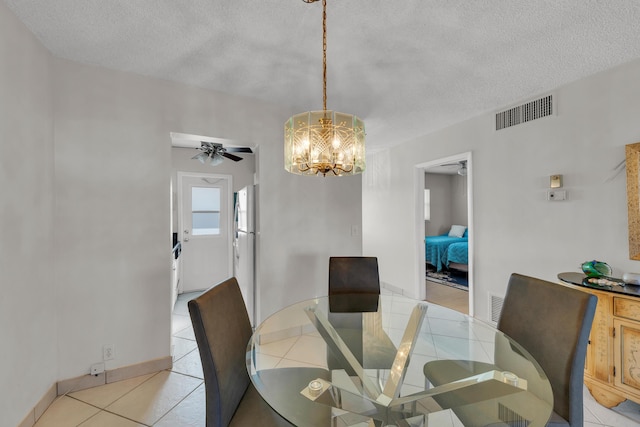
[441,160,467,176]
[192,141,253,166]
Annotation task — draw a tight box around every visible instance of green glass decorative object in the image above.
[581,260,612,278]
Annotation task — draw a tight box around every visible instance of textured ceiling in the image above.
[5,0,640,151]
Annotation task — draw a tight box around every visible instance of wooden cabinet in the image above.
[569,283,640,407]
[613,297,640,400]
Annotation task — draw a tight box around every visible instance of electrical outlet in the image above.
[90,362,105,376]
[103,344,115,361]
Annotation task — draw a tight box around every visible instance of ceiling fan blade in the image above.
[224,147,253,153]
[440,161,466,167]
[222,152,243,162]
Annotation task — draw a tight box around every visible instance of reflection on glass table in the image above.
[247,294,553,427]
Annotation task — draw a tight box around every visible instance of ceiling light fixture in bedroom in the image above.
[284,0,365,177]
[441,160,467,176]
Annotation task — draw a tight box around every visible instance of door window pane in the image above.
[192,187,221,235]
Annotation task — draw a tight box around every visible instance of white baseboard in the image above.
[19,356,173,426]
[57,356,172,394]
[18,383,56,427]
[381,281,404,296]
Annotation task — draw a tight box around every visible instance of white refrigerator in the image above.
[234,185,256,326]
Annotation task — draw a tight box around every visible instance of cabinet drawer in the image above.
[614,297,640,321]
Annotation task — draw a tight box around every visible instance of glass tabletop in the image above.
[247,294,553,427]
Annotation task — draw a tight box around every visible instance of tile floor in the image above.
[33,291,640,427]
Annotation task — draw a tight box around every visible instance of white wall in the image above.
[51,57,363,379]
[450,174,468,227]
[364,59,640,321]
[50,58,243,379]
[425,173,450,235]
[255,142,362,321]
[0,3,57,426]
[52,59,175,379]
[424,173,469,236]
[424,173,464,236]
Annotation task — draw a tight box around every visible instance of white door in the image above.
[178,173,232,292]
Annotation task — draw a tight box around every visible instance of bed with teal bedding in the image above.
[425,234,468,272]
[445,241,468,269]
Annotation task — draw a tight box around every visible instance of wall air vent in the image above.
[489,293,504,324]
[495,94,553,130]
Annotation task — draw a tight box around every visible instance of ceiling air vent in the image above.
[495,94,553,130]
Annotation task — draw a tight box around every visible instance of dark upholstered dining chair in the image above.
[188,277,330,427]
[326,256,397,376]
[328,256,380,295]
[423,273,597,426]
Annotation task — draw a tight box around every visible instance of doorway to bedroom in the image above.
[417,152,473,315]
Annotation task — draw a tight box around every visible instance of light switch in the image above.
[550,175,563,188]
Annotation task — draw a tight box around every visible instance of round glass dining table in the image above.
[246,294,553,427]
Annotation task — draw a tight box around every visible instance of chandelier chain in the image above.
[322,0,327,111]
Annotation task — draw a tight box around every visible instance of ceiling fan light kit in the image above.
[194,151,223,166]
[284,0,366,177]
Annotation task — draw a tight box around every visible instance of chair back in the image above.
[188,278,252,427]
[498,273,597,426]
[328,256,380,295]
